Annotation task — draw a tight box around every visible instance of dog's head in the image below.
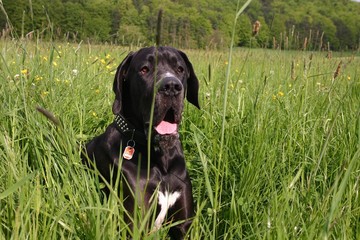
[112,46,199,136]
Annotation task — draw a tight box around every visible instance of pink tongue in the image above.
[155,121,177,135]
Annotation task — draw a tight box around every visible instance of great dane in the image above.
[83,46,200,239]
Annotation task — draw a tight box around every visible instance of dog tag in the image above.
[123,140,135,160]
[123,146,135,160]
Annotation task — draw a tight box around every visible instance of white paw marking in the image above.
[153,191,181,230]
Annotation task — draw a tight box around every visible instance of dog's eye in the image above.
[140,66,149,75]
[177,66,184,73]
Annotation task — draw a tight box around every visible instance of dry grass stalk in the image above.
[273,37,276,49]
[326,51,332,59]
[291,25,295,38]
[327,42,332,59]
[303,37,308,50]
[319,31,324,51]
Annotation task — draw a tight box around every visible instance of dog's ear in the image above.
[178,50,200,109]
[112,52,134,115]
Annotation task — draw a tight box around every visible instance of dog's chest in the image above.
[153,190,181,230]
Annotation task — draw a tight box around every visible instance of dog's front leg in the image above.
[168,179,194,240]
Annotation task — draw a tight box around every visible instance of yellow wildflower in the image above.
[53,61,57,67]
[278,91,284,97]
[95,89,100,94]
[21,69,28,75]
[100,59,106,64]
[41,91,50,97]
[92,111,97,117]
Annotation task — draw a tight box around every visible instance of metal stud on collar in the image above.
[115,114,130,132]
[113,114,147,146]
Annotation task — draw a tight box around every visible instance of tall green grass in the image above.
[1,24,360,240]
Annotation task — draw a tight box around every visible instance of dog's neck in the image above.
[114,114,186,174]
[152,134,186,174]
[113,114,148,146]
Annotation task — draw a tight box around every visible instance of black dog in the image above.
[83,46,200,239]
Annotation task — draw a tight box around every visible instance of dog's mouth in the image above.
[154,108,178,135]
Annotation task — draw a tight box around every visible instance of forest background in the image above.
[1,0,360,51]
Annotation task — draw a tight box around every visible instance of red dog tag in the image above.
[123,146,135,160]
[123,140,135,160]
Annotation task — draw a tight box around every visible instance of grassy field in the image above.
[0,38,359,239]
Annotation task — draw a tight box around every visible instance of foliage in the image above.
[0,0,360,50]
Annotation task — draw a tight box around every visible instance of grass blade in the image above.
[0,172,35,200]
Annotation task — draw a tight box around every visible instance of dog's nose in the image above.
[159,77,183,96]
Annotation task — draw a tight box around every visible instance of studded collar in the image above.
[113,114,147,145]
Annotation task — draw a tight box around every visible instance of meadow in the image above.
[0,38,359,239]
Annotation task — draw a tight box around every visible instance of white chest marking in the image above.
[153,191,181,230]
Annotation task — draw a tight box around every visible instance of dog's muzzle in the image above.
[153,75,184,136]
[158,76,183,97]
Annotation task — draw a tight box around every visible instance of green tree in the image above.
[237,14,252,47]
[1,0,360,50]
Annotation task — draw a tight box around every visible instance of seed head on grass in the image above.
[333,61,342,80]
[291,60,295,80]
[308,53,313,70]
[36,106,60,126]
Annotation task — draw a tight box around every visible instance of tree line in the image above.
[0,0,359,51]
